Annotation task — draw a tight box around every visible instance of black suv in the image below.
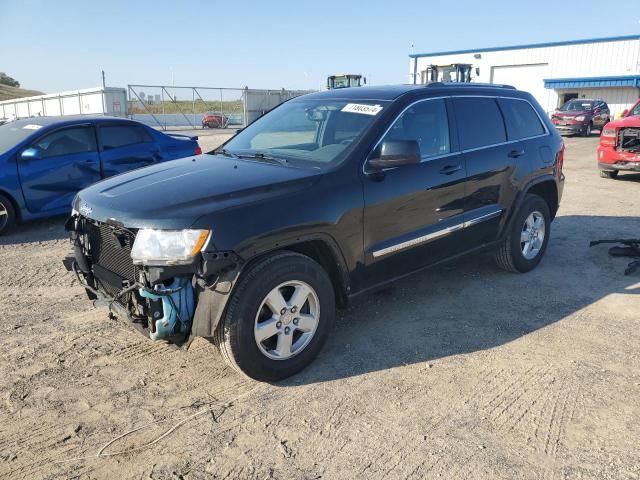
[64,83,565,381]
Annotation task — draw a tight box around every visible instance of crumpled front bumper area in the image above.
[63,215,242,344]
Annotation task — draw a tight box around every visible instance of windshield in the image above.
[629,102,640,117]
[218,98,387,168]
[0,121,41,155]
[559,100,593,112]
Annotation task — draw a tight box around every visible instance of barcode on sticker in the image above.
[341,104,383,115]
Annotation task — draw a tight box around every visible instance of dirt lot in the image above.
[1,136,639,480]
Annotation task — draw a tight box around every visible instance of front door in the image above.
[360,98,467,288]
[97,124,162,178]
[18,125,101,213]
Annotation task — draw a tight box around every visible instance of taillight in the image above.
[194,146,202,155]
[558,142,565,171]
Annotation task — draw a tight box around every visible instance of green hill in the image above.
[0,84,44,101]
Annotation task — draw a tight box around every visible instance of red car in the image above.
[597,99,640,179]
[201,112,228,129]
[551,99,610,137]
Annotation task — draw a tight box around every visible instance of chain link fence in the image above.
[127,85,313,130]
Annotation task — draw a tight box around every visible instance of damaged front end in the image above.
[618,127,640,153]
[63,214,242,345]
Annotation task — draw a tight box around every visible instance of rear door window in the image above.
[99,125,153,150]
[33,126,97,158]
[498,98,546,140]
[452,97,506,150]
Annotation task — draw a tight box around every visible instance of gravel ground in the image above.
[0,136,639,480]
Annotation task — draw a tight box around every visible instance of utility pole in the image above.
[101,70,106,88]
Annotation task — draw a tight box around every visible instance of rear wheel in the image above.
[600,169,618,179]
[0,193,16,235]
[495,194,551,273]
[214,251,335,381]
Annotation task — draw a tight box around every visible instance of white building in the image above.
[0,86,127,120]
[409,35,640,117]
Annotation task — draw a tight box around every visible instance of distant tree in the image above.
[0,72,20,88]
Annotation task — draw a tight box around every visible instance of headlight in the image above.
[602,128,616,137]
[131,229,210,265]
[575,115,586,122]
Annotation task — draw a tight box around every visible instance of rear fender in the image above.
[498,175,558,241]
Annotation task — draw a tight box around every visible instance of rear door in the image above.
[18,125,100,213]
[452,96,517,244]
[97,124,162,177]
[360,97,468,287]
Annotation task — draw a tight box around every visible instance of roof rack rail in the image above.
[425,82,516,90]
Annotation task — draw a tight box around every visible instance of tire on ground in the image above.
[599,169,618,179]
[214,251,335,381]
[494,193,551,273]
[0,193,16,235]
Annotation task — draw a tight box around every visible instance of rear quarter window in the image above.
[498,98,546,140]
[452,97,506,150]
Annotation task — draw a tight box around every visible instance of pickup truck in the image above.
[598,98,640,178]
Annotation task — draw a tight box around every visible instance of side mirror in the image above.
[367,140,420,171]
[623,109,629,117]
[235,128,244,135]
[20,147,42,161]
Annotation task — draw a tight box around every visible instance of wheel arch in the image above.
[282,237,350,308]
[499,176,559,241]
[0,188,20,220]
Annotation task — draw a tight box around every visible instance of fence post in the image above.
[219,89,223,125]
[243,87,248,126]
[161,87,166,130]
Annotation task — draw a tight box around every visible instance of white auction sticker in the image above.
[341,103,383,116]
[23,124,42,130]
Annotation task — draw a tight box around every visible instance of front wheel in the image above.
[582,123,592,137]
[0,193,16,235]
[495,194,551,273]
[214,251,335,381]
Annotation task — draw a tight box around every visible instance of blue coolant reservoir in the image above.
[140,278,194,341]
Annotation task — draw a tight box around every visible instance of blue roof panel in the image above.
[543,75,640,89]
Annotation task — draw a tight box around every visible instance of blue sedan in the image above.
[0,116,201,233]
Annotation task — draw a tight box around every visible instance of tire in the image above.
[0,193,16,235]
[494,194,551,273]
[600,169,618,179]
[582,123,592,137]
[214,251,335,381]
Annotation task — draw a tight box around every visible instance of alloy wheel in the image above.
[0,201,8,231]
[254,280,320,360]
[520,211,545,260]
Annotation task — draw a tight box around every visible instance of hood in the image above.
[552,110,591,117]
[74,154,321,229]
[604,115,640,128]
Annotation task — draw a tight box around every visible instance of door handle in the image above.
[439,164,462,175]
[508,149,525,158]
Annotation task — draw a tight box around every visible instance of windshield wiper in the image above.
[238,152,288,166]
[214,148,239,158]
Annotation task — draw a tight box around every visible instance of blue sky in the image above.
[1,0,639,93]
